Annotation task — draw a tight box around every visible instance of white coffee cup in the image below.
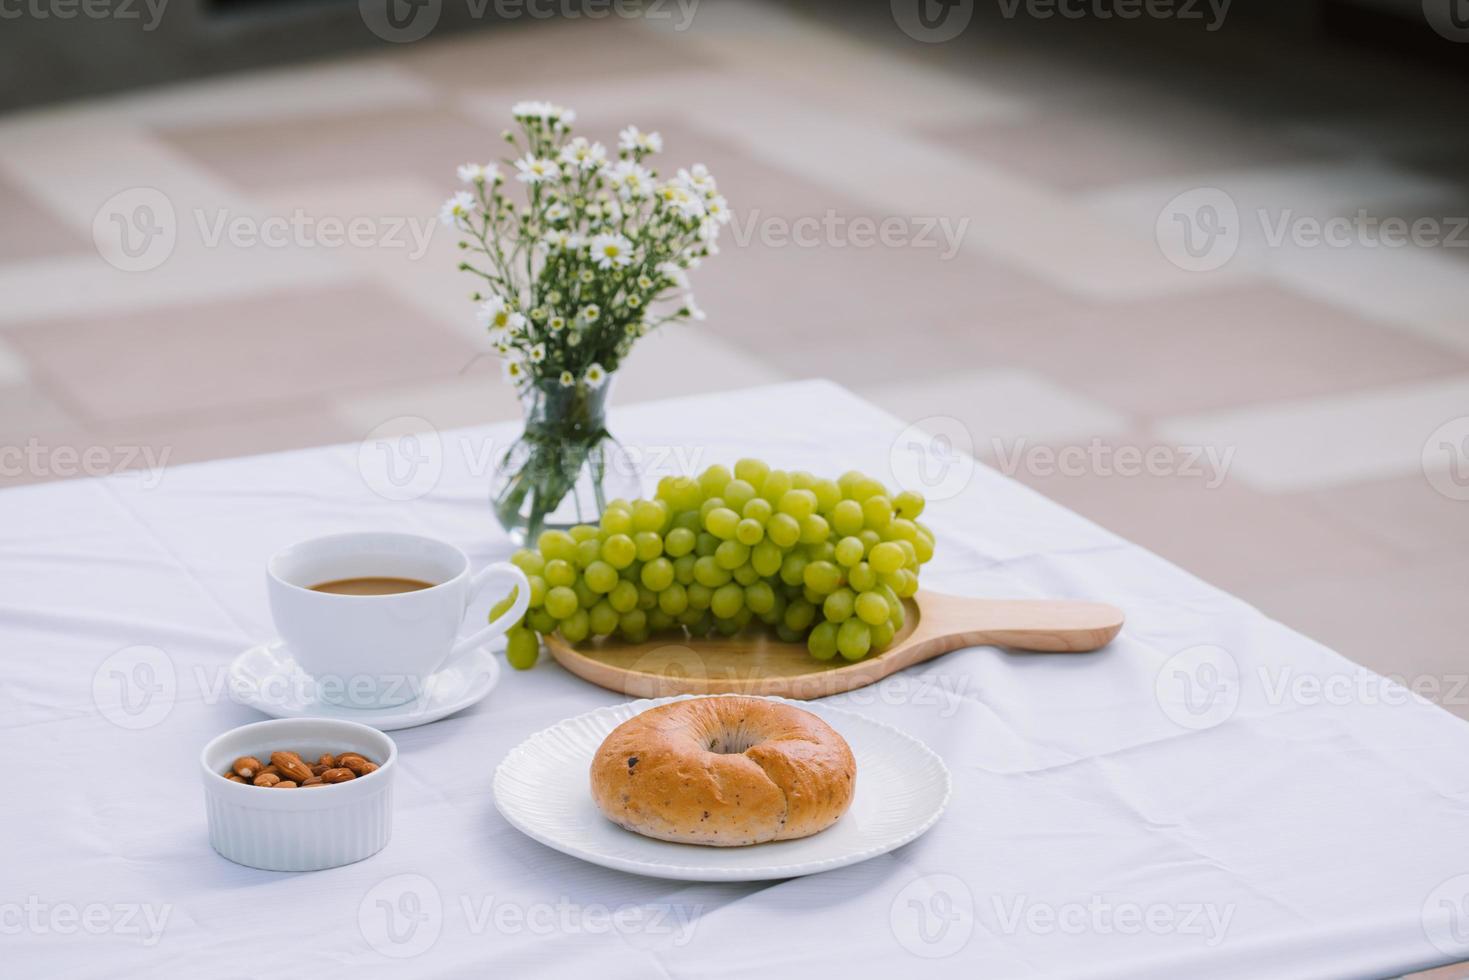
[267,532,529,709]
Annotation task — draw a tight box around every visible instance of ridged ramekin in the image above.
[200,717,397,872]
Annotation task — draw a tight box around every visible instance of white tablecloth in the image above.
[4,379,1466,979]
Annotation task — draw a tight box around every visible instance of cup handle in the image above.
[449,562,531,659]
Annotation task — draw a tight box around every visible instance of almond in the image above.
[339,755,372,776]
[253,773,281,787]
[224,773,245,783]
[232,756,262,779]
[300,776,323,786]
[270,752,312,783]
[259,764,282,778]
[321,767,355,783]
[357,762,379,776]
[272,780,298,789]
[317,754,337,769]
[310,764,328,777]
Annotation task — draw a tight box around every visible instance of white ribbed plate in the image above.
[493,695,951,881]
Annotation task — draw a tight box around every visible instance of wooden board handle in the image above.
[913,594,1125,654]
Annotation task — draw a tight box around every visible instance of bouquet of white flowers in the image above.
[441,101,730,540]
[442,100,728,391]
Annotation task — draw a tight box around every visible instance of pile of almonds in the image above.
[222,750,379,788]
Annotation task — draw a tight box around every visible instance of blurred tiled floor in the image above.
[1,2,1466,732]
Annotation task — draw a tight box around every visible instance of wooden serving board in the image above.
[544,590,1124,700]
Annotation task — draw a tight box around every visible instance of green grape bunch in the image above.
[493,459,934,670]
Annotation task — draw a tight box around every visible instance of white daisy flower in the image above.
[658,181,705,220]
[637,275,653,290]
[528,343,546,363]
[503,359,527,384]
[505,311,527,334]
[704,195,731,225]
[457,162,498,184]
[514,154,560,184]
[580,304,601,323]
[558,138,608,172]
[589,232,634,269]
[541,229,581,251]
[475,294,506,327]
[548,316,566,332]
[567,330,582,347]
[439,191,477,227]
[657,262,689,288]
[559,370,576,387]
[607,161,652,200]
[678,164,715,189]
[618,126,663,154]
[585,363,607,388]
[546,201,571,222]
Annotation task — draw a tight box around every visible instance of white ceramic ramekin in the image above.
[200,717,397,872]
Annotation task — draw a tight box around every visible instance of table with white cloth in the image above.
[4,379,1467,979]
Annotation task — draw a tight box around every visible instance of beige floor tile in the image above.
[861,368,1129,451]
[330,369,522,437]
[159,107,499,192]
[8,284,477,423]
[1155,375,1469,493]
[0,177,88,263]
[1305,474,1469,561]
[1246,557,1469,721]
[0,382,78,443]
[1010,437,1399,596]
[1033,286,1469,419]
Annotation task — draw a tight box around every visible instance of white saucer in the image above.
[494,695,951,881]
[227,640,501,731]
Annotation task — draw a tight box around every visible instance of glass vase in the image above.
[489,376,639,544]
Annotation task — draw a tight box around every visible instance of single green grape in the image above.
[511,549,545,577]
[636,584,658,610]
[837,470,864,495]
[744,580,776,615]
[640,557,675,591]
[620,608,648,635]
[544,559,576,588]
[665,526,696,558]
[600,506,633,536]
[711,582,744,619]
[694,555,731,588]
[732,563,761,586]
[672,509,702,531]
[647,609,676,632]
[750,540,783,578]
[912,531,935,564]
[722,479,756,512]
[869,541,905,574]
[835,536,865,568]
[741,497,773,523]
[806,539,836,564]
[658,583,689,616]
[894,490,925,519]
[537,529,576,562]
[698,464,732,498]
[784,598,817,632]
[715,539,750,570]
[695,531,719,557]
[837,619,871,661]
[886,518,919,543]
[803,560,843,595]
[831,499,864,536]
[559,608,590,643]
[855,590,890,626]
[588,601,619,636]
[870,618,896,650]
[505,628,539,670]
[632,531,662,562]
[632,499,668,533]
[798,514,830,545]
[777,489,817,520]
[780,553,809,587]
[526,575,547,607]
[663,476,704,512]
[569,524,600,542]
[767,513,801,548]
[686,582,713,611]
[601,533,636,569]
[808,620,840,660]
[862,495,894,530]
[573,578,598,609]
[848,562,877,593]
[527,608,557,634]
[584,560,618,594]
[735,518,764,546]
[573,538,601,570]
[608,579,639,613]
[812,479,841,512]
[760,470,793,504]
[734,457,770,490]
[823,587,856,623]
[673,554,698,586]
[705,507,740,540]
